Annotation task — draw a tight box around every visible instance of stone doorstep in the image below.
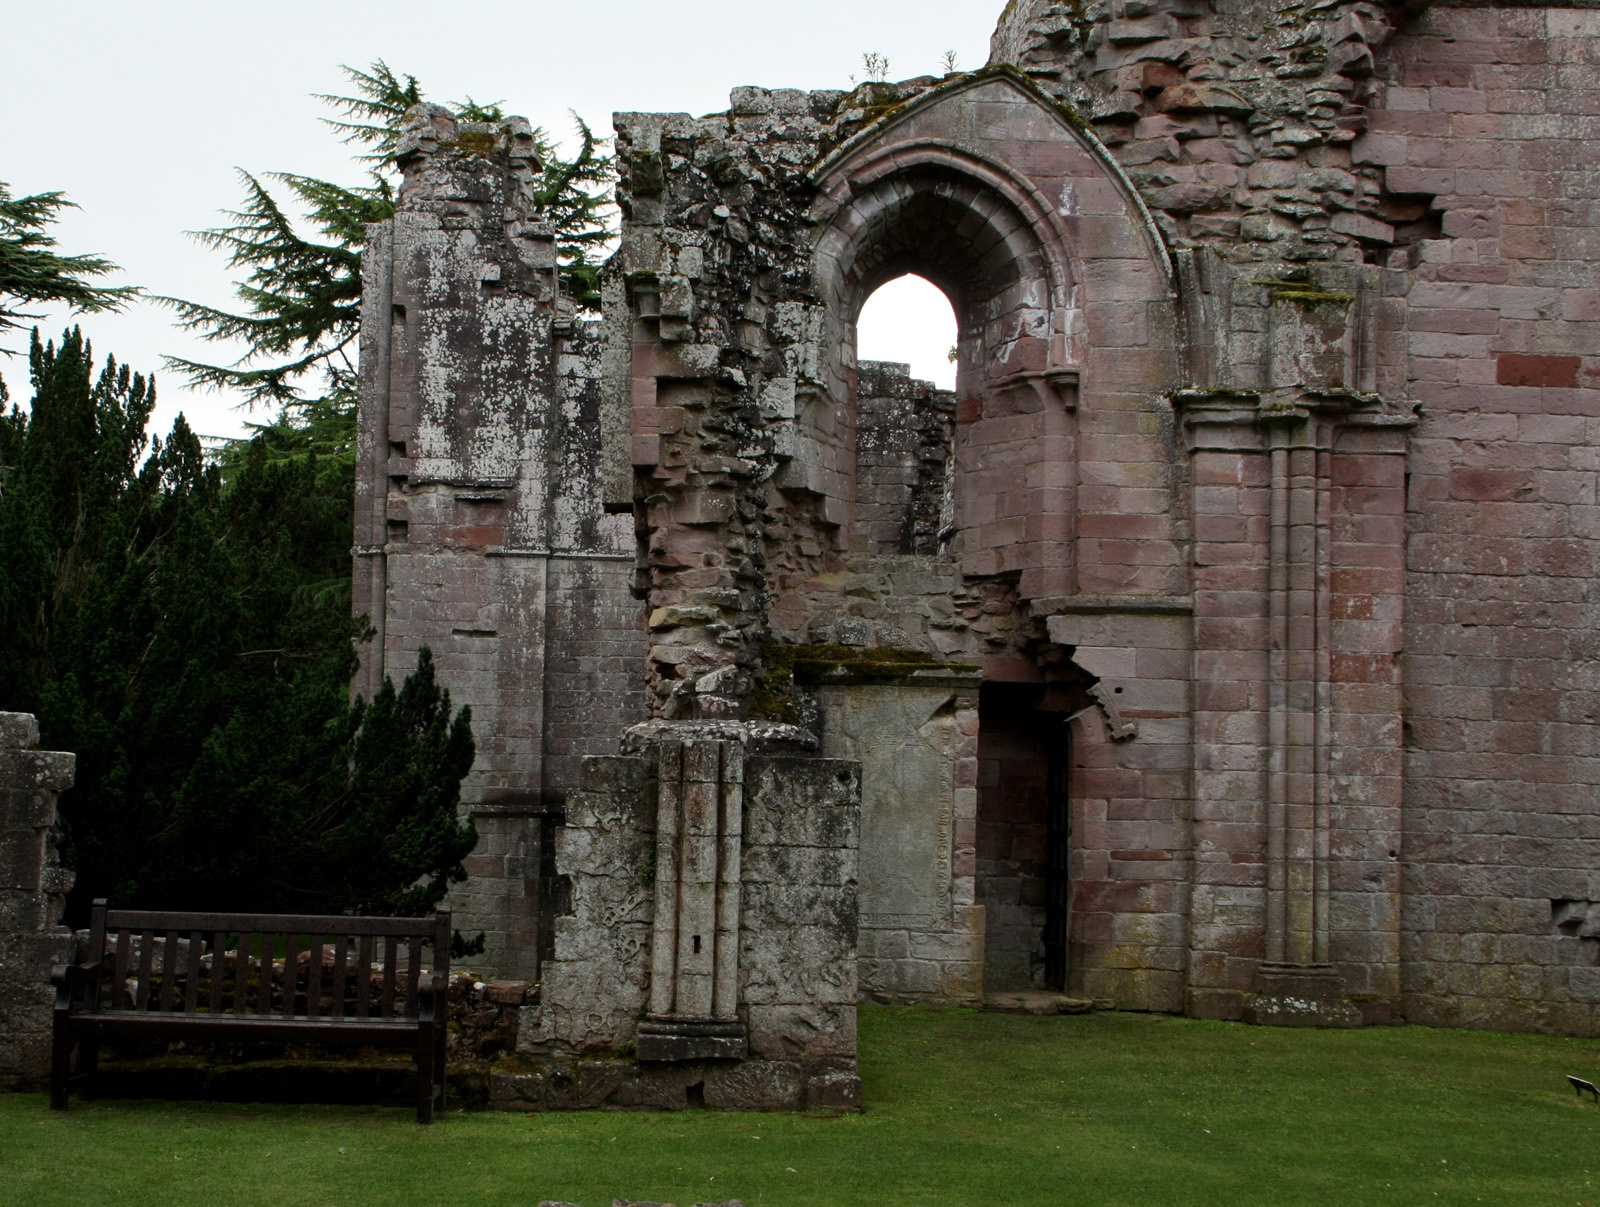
[982,991,1101,1016]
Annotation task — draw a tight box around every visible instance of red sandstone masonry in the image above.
[1376,3,1600,1035]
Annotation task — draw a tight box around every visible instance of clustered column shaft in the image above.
[1265,419,1334,969]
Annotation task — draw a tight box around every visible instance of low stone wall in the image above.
[0,713,76,1089]
[514,744,862,1111]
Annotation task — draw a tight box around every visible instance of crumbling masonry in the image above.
[348,0,1600,1104]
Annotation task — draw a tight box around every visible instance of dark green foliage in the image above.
[159,60,615,414]
[0,330,476,922]
[159,170,385,408]
[0,182,138,341]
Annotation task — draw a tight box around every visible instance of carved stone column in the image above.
[1179,385,1411,1027]
[637,734,749,1060]
[1255,404,1360,1026]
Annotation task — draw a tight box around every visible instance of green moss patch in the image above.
[752,643,979,723]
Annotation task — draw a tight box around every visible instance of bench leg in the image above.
[49,1011,72,1111]
[416,1020,436,1125]
[435,1021,447,1112]
[80,1040,100,1100]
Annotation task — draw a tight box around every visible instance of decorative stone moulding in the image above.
[639,735,749,1063]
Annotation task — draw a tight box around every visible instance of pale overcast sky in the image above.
[2,0,984,441]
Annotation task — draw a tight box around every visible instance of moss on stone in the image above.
[752,641,979,722]
[1248,272,1354,309]
[448,131,498,156]
[1271,288,1354,308]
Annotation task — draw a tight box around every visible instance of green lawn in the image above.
[6,1005,1600,1206]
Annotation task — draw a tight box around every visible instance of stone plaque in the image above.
[824,685,955,929]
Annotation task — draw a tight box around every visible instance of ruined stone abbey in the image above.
[341,0,1600,1105]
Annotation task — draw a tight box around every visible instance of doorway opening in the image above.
[976,680,1079,993]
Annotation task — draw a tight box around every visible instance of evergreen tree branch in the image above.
[0,183,139,342]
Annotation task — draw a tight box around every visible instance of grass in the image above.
[6,1005,1600,1206]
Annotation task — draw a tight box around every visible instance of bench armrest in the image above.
[52,961,106,988]
[52,960,106,1012]
[416,972,446,1021]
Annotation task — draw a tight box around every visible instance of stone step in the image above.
[982,991,1100,1016]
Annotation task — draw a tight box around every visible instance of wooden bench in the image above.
[51,899,451,1123]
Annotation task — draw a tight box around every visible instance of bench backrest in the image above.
[82,899,451,1021]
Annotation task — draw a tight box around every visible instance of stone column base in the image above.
[1243,963,1363,1028]
[637,1019,749,1062]
[489,1057,860,1112]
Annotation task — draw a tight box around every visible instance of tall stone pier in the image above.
[0,714,76,1088]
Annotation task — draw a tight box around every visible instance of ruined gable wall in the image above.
[617,70,1188,719]
[355,109,647,979]
[616,73,1202,1012]
[1365,4,1600,1034]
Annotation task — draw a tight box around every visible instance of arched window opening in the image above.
[853,275,959,557]
[857,274,958,391]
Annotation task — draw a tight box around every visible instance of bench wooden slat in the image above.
[160,929,178,1013]
[264,934,281,1016]
[234,933,252,1015]
[356,935,373,1018]
[112,930,131,1009]
[87,901,108,1013]
[209,931,225,1013]
[184,931,201,1014]
[104,910,440,937]
[282,933,298,1019]
[406,940,421,1020]
[136,929,155,1011]
[71,1014,423,1044]
[381,937,397,1018]
[307,938,324,1017]
[331,938,348,1019]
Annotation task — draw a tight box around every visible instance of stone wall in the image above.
[348,0,1600,1041]
[854,361,957,558]
[1369,3,1600,1033]
[817,678,984,1004]
[0,714,75,1088]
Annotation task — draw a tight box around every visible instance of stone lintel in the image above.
[1174,387,1412,453]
